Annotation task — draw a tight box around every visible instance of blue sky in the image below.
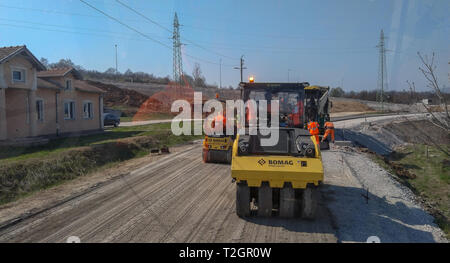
[0,0,448,91]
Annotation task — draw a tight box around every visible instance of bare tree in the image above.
[192,63,205,87]
[406,80,416,105]
[40,57,49,69]
[330,87,345,97]
[407,52,450,132]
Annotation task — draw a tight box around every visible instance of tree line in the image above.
[329,86,449,105]
[39,58,235,89]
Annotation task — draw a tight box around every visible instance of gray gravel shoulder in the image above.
[322,147,447,243]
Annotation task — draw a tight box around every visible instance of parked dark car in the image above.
[104,113,120,127]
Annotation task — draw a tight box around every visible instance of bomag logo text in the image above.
[268,160,293,165]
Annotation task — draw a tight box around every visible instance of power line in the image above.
[3,3,424,44]
[112,0,371,58]
[0,3,322,41]
[173,13,183,83]
[78,0,235,67]
[0,17,379,53]
[0,22,148,40]
[2,3,400,63]
[115,0,171,32]
[114,0,237,61]
[1,4,404,43]
[377,29,389,112]
[0,22,238,70]
[0,4,104,18]
[0,21,393,58]
[79,0,171,48]
[115,44,118,74]
[233,56,247,82]
[0,18,165,38]
[0,18,372,52]
[0,17,380,54]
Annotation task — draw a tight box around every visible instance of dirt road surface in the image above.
[0,114,446,243]
[119,119,203,127]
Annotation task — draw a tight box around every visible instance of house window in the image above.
[83,101,93,119]
[12,68,26,82]
[65,79,72,90]
[36,99,44,121]
[64,101,76,120]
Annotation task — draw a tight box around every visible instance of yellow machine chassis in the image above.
[203,136,234,151]
[231,134,324,189]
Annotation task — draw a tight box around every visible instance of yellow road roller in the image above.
[231,82,324,218]
[202,97,235,164]
[203,134,234,163]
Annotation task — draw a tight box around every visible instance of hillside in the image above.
[86,80,149,117]
[88,79,409,120]
[111,81,241,100]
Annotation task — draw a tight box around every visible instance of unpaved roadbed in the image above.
[0,114,446,243]
[0,142,200,225]
[0,143,336,242]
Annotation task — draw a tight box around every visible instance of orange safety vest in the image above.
[212,114,226,128]
[307,121,319,135]
[324,121,334,129]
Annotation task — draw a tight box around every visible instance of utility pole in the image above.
[115,44,118,74]
[377,29,388,112]
[173,12,183,83]
[234,55,247,82]
[219,58,222,89]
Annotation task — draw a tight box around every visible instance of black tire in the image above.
[226,148,232,164]
[301,185,318,219]
[236,182,250,217]
[280,183,296,218]
[114,122,119,127]
[257,183,272,217]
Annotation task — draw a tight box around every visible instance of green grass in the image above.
[372,144,450,239]
[0,122,200,163]
[108,105,138,116]
[120,112,175,122]
[120,116,134,122]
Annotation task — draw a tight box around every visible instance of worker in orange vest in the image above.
[307,120,320,144]
[211,112,227,133]
[322,121,335,143]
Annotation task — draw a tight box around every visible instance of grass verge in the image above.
[0,122,202,205]
[121,112,175,122]
[371,144,450,239]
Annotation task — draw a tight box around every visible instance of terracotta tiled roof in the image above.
[37,78,104,94]
[0,45,46,70]
[37,78,61,90]
[74,80,105,94]
[37,67,73,78]
[0,45,25,63]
